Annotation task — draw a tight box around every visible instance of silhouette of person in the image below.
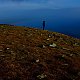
[43,21,45,30]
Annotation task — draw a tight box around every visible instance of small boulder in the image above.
[0,50,3,52]
[0,55,5,57]
[62,55,65,58]
[48,34,53,38]
[49,43,57,47]
[46,38,49,41]
[36,59,39,63]
[43,45,46,48]
[38,44,45,48]
[7,47,10,50]
[69,54,73,57]
[73,43,80,46]
[41,34,43,36]
[62,63,68,66]
[37,74,47,79]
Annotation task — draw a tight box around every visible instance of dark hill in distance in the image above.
[0,24,80,80]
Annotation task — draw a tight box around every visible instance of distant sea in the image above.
[0,1,80,38]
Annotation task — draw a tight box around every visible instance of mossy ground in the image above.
[0,24,80,80]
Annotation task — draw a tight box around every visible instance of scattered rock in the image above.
[0,50,3,52]
[54,55,66,61]
[49,43,57,47]
[62,63,68,66]
[7,48,10,50]
[12,42,14,44]
[36,59,39,63]
[0,25,80,80]
[69,54,73,57]
[43,45,46,48]
[11,51,15,55]
[78,72,80,76]
[37,74,47,79]
[46,38,49,41]
[73,43,80,46]
[59,37,63,40]
[48,34,53,38]
[62,47,70,50]
[62,55,65,58]
[48,36,51,38]
[21,56,25,59]
[28,34,32,36]
[41,34,43,36]
[0,55,5,57]
[38,44,46,48]
[23,45,26,48]
[77,53,80,56]
[35,30,38,32]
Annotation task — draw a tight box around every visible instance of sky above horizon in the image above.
[0,0,80,9]
[0,0,80,38]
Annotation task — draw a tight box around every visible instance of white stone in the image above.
[48,35,51,38]
[35,30,38,32]
[36,59,39,63]
[0,50,3,52]
[49,43,57,47]
[62,47,70,50]
[43,45,46,48]
[62,63,68,66]
[62,55,65,58]
[70,54,73,57]
[37,74,47,79]
[74,43,79,46]
[47,38,49,41]
[0,55,5,57]
[41,34,43,36]
[7,48,10,50]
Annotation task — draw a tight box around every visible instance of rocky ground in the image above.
[0,24,80,80]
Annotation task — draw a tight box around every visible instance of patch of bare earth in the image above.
[0,24,80,80]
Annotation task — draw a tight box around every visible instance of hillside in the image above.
[0,24,80,80]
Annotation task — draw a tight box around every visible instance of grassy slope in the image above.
[0,24,80,80]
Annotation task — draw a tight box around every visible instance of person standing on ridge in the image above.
[43,21,45,30]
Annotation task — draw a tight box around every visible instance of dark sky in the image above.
[0,0,80,9]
